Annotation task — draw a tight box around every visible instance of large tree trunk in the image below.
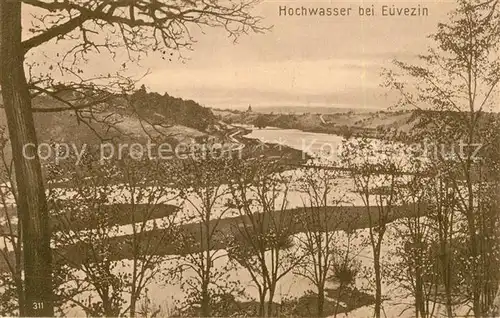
[0,2,53,316]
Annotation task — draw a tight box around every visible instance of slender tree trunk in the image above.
[446,265,453,313]
[15,211,25,316]
[415,268,424,318]
[130,286,136,317]
[436,187,453,318]
[465,176,481,318]
[442,246,453,317]
[258,289,266,317]
[267,282,276,317]
[0,2,53,316]
[414,208,427,318]
[373,246,382,318]
[201,219,211,317]
[260,251,268,317]
[130,204,138,318]
[316,233,325,318]
[317,283,325,317]
[413,238,425,318]
[469,222,481,318]
[16,272,26,317]
[333,282,343,318]
[201,278,210,317]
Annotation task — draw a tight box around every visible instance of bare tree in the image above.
[292,163,349,317]
[0,130,24,316]
[173,155,239,317]
[48,151,181,316]
[227,159,302,317]
[384,1,500,315]
[0,0,265,314]
[340,138,405,318]
[113,157,181,317]
[386,154,440,318]
[49,156,128,316]
[428,166,461,317]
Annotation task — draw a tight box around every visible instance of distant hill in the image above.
[242,105,378,114]
[214,105,379,114]
[213,108,418,138]
[128,86,216,131]
[0,88,220,166]
[214,107,500,141]
[0,87,217,145]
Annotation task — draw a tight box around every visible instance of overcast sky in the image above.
[25,0,457,110]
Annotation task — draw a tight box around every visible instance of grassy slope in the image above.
[0,91,217,145]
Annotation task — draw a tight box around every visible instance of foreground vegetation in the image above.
[0,126,498,317]
[0,0,499,317]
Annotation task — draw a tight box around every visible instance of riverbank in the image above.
[213,108,417,139]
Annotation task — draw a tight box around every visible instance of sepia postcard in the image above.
[0,0,499,317]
